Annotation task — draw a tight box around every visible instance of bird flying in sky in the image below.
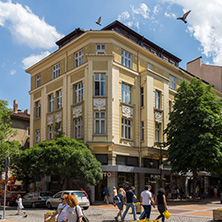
[177,10,191,23]
[96,16,101,26]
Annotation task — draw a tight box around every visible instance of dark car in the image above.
[22,192,53,208]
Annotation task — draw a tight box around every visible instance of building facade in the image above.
[26,21,208,200]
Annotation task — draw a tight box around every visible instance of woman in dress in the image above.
[64,195,83,222]
[16,194,27,217]
[155,188,168,222]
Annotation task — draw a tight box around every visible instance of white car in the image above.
[46,190,90,210]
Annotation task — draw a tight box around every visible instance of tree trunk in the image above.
[192,173,198,200]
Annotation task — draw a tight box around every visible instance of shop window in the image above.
[116,155,138,167]
[95,154,108,165]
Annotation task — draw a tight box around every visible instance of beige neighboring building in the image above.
[187,56,222,92]
[26,21,210,200]
[11,100,30,148]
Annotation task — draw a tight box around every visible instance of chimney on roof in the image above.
[13,100,18,113]
[24,109,30,115]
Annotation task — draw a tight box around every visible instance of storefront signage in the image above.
[103,172,112,177]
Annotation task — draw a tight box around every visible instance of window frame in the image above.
[74,82,83,104]
[35,129,40,143]
[48,125,54,140]
[121,83,131,104]
[35,101,40,118]
[169,75,176,90]
[94,73,106,96]
[141,121,144,141]
[140,87,144,107]
[56,90,62,110]
[94,112,106,134]
[96,44,106,54]
[121,50,132,68]
[52,64,60,79]
[74,117,83,139]
[48,94,54,112]
[155,122,161,142]
[155,90,160,110]
[75,49,84,67]
[121,118,132,139]
[36,74,41,87]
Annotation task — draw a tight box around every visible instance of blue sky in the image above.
[0,0,221,111]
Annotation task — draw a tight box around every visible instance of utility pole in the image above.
[3,156,10,220]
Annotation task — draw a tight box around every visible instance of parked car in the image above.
[46,190,90,210]
[0,192,24,206]
[22,192,53,208]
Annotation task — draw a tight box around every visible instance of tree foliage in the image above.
[11,137,103,189]
[0,100,19,173]
[164,78,222,193]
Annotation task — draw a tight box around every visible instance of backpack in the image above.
[113,195,121,204]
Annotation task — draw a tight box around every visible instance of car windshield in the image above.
[72,192,86,197]
[40,192,52,197]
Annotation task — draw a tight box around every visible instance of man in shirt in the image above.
[121,186,137,221]
[140,185,155,219]
[45,194,68,222]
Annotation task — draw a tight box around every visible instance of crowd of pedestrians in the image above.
[110,184,168,222]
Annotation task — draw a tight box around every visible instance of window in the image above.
[48,94,54,112]
[169,75,176,90]
[35,101,40,118]
[35,130,40,143]
[56,90,62,109]
[36,74,40,87]
[75,49,84,67]
[141,121,144,141]
[148,64,153,70]
[116,156,138,167]
[122,83,131,104]
[121,50,132,68]
[74,118,83,139]
[48,125,53,140]
[121,118,132,139]
[140,87,144,107]
[74,82,83,104]
[95,154,108,165]
[52,64,60,79]
[94,112,106,134]
[155,91,160,109]
[96,44,106,54]
[155,122,161,142]
[94,73,106,96]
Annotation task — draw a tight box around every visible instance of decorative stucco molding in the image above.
[55,112,62,123]
[94,98,106,111]
[47,114,53,125]
[155,111,162,123]
[73,106,82,118]
[122,105,133,118]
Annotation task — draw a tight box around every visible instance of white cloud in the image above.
[0,1,63,49]
[162,0,222,65]
[118,11,130,21]
[131,3,150,19]
[22,51,50,69]
[10,69,16,75]
[164,12,176,18]
[153,5,160,15]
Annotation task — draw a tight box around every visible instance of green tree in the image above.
[0,100,19,174]
[11,137,103,189]
[164,78,222,197]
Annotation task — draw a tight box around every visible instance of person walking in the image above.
[155,188,168,222]
[114,188,125,221]
[103,187,110,204]
[15,194,27,217]
[140,185,155,220]
[86,187,92,205]
[45,194,68,222]
[121,186,137,221]
[64,195,83,222]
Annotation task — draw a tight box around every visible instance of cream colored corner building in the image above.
[26,21,210,201]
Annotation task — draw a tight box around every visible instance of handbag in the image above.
[75,206,89,222]
[163,210,171,219]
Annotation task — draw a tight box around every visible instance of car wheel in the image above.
[83,206,89,210]
[47,202,52,209]
[31,202,36,208]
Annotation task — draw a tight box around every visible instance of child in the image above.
[16,194,27,217]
